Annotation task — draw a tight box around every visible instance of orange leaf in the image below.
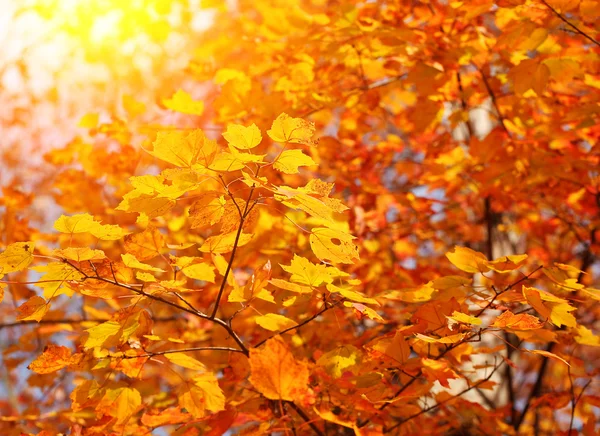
[491,310,543,331]
[249,337,310,401]
[28,345,76,374]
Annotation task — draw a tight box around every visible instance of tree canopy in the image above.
[1,0,599,435]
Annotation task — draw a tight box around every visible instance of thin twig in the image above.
[384,361,503,433]
[287,401,325,436]
[116,346,245,358]
[540,0,600,48]
[254,300,340,348]
[210,185,255,319]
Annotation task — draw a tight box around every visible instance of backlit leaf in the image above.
[151,129,217,168]
[223,123,262,149]
[0,242,34,273]
[163,89,204,115]
[16,296,49,322]
[309,228,359,264]
[249,336,309,401]
[255,313,296,331]
[267,113,315,144]
[273,149,316,174]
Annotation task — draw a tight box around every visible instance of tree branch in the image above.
[540,0,600,48]
[116,346,245,358]
[287,401,325,436]
[254,299,340,348]
[210,185,255,319]
[64,260,250,355]
[383,361,503,433]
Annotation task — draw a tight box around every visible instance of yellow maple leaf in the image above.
[316,345,362,378]
[84,320,122,349]
[188,193,226,229]
[522,287,577,328]
[179,261,216,283]
[121,253,165,272]
[178,373,225,418]
[255,313,296,331]
[0,242,34,273]
[273,149,316,174]
[327,284,379,305]
[574,326,600,347]
[268,278,313,294]
[31,262,84,299]
[52,247,105,262]
[344,302,384,321]
[199,231,253,254]
[280,255,336,287]
[223,123,262,149]
[97,386,142,425]
[54,214,126,240]
[28,344,78,374]
[447,311,482,326]
[162,89,204,115]
[208,151,246,172]
[249,336,310,401]
[309,227,359,264]
[165,352,206,370]
[415,332,468,344]
[117,191,176,218]
[446,246,490,274]
[267,113,315,144]
[124,225,165,260]
[151,129,217,168]
[485,254,528,273]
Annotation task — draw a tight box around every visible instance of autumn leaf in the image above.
[162,89,204,115]
[267,113,315,144]
[52,247,106,262]
[31,262,84,299]
[97,386,142,425]
[54,214,126,240]
[421,358,459,388]
[447,311,482,326]
[268,279,313,294]
[121,253,165,272]
[150,129,217,168]
[317,345,362,378]
[189,193,226,228]
[255,313,296,331]
[16,296,49,322]
[280,255,338,287]
[124,225,165,260]
[28,345,79,374]
[223,123,262,149]
[523,287,577,328]
[249,336,310,401]
[491,310,543,331]
[165,352,206,370]
[370,331,411,365]
[178,373,225,418]
[199,231,253,254]
[309,227,359,264]
[530,349,570,366]
[327,283,379,305]
[178,260,216,282]
[446,246,490,274]
[0,242,34,273]
[273,149,316,174]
